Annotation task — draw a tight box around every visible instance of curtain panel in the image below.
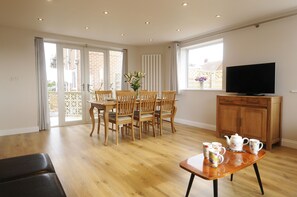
[35,37,50,130]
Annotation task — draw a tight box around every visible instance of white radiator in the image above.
[141,54,162,94]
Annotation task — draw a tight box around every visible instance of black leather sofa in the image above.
[0,153,66,197]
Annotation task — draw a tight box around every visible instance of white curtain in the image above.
[169,42,181,93]
[35,37,50,130]
[121,49,128,90]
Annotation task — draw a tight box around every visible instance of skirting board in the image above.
[174,118,216,131]
[281,138,297,149]
[0,127,39,137]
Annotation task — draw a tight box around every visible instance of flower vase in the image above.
[135,89,139,99]
[200,81,204,89]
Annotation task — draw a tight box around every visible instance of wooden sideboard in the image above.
[216,94,282,150]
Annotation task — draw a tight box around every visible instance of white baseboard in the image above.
[174,118,216,131]
[281,138,297,149]
[0,127,39,137]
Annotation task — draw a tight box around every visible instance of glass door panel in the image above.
[44,42,59,127]
[109,51,123,91]
[63,47,83,123]
[86,49,106,121]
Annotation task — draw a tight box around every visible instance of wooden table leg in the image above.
[89,105,95,136]
[185,173,195,197]
[213,179,218,197]
[253,163,264,195]
[103,107,110,146]
[172,106,177,132]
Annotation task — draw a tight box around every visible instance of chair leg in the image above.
[152,120,156,137]
[159,118,163,136]
[139,122,142,140]
[97,113,101,135]
[116,125,119,145]
[131,123,135,141]
[170,117,175,133]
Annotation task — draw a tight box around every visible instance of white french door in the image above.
[45,42,123,127]
[56,45,85,126]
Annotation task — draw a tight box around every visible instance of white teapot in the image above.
[224,133,249,151]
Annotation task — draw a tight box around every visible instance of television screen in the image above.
[226,62,275,95]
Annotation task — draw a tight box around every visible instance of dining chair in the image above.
[134,91,158,139]
[108,91,137,145]
[155,91,176,135]
[89,90,112,137]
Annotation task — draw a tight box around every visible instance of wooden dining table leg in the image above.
[89,105,95,136]
[103,107,109,146]
[172,106,177,132]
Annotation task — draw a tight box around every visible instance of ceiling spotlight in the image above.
[103,11,109,15]
[121,33,125,36]
[37,18,43,21]
[176,29,181,32]
[216,15,221,18]
[85,26,89,30]
[145,21,150,25]
[182,2,188,6]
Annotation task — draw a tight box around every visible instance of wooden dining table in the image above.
[88,99,177,145]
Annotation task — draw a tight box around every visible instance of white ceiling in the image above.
[1,0,297,46]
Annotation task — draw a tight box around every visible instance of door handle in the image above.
[87,84,93,92]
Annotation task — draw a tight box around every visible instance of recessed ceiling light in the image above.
[103,11,109,15]
[182,2,188,6]
[176,29,181,32]
[85,26,89,30]
[145,21,150,25]
[216,15,221,18]
[121,33,125,36]
[37,18,43,21]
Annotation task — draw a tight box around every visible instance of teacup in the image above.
[211,142,226,155]
[209,148,224,168]
[202,142,212,159]
[249,139,263,155]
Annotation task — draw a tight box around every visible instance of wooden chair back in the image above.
[159,91,176,113]
[138,91,157,115]
[95,90,112,101]
[115,91,137,118]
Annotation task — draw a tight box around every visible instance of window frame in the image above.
[181,38,224,91]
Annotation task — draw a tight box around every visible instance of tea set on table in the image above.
[203,133,264,168]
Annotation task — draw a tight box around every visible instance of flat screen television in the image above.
[226,62,275,95]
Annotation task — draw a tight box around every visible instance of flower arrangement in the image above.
[124,71,145,91]
[195,76,207,82]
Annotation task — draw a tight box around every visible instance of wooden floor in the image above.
[0,123,297,197]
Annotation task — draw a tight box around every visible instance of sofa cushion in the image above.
[0,153,55,182]
[0,173,66,197]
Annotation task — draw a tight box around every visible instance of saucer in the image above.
[226,147,246,153]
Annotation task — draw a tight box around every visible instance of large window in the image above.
[181,39,223,90]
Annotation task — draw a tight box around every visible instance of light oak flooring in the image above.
[0,123,297,197]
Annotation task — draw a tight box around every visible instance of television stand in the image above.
[216,94,282,150]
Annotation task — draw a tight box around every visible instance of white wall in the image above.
[0,27,38,134]
[134,45,170,90]
[175,15,297,148]
[0,25,137,136]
